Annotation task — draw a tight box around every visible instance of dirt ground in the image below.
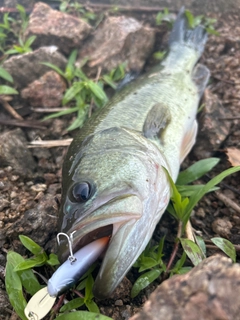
[0,4,240,320]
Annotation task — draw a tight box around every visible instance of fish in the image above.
[56,8,210,299]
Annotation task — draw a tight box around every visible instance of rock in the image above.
[2,46,67,89]
[77,16,155,76]
[21,70,66,108]
[25,2,92,55]
[212,218,233,238]
[0,128,36,178]
[193,89,231,159]
[4,0,34,8]
[5,193,57,248]
[130,255,240,320]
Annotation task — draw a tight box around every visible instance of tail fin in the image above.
[169,7,207,59]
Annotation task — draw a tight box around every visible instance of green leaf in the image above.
[102,74,117,89]
[14,254,48,271]
[5,252,28,320]
[65,49,78,80]
[41,62,66,78]
[195,235,207,256]
[153,51,166,60]
[184,166,240,227]
[24,35,36,48]
[177,266,192,274]
[185,10,195,28]
[87,81,107,102]
[138,256,158,272]
[42,106,79,121]
[131,269,162,298]
[211,237,236,263]
[176,158,220,185]
[0,66,13,82]
[63,82,85,105]
[176,184,219,197]
[19,235,42,255]
[47,253,60,266]
[76,277,87,291]
[55,311,112,320]
[180,238,204,266]
[0,85,18,95]
[60,297,85,312]
[67,106,88,131]
[6,251,41,296]
[85,300,100,313]
[85,274,94,301]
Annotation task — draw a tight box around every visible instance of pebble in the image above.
[30,183,47,192]
[10,191,17,199]
[211,218,233,238]
[115,299,124,306]
[195,207,206,218]
[10,175,19,182]
[0,199,9,211]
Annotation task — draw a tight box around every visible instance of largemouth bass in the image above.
[56,8,210,299]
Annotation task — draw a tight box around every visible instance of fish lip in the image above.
[58,213,140,263]
[58,194,142,262]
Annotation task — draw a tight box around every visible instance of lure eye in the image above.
[72,182,92,202]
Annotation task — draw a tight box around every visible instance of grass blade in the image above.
[176,158,220,185]
[180,238,204,266]
[0,66,13,82]
[211,237,236,262]
[0,85,18,94]
[55,311,112,320]
[183,166,240,227]
[131,269,162,298]
[5,252,28,320]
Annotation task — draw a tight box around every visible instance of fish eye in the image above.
[72,181,92,202]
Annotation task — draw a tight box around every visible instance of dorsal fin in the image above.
[143,103,171,140]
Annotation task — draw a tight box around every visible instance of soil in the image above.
[0,4,240,320]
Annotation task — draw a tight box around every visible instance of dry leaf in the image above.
[226,147,240,166]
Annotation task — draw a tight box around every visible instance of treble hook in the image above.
[57,231,77,264]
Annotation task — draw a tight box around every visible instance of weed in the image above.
[153,51,167,61]
[42,50,126,130]
[155,8,174,26]
[0,66,18,94]
[184,9,219,35]
[58,0,96,22]
[0,5,36,56]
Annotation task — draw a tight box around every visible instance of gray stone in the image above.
[21,70,66,108]
[130,255,240,320]
[2,46,67,89]
[25,2,92,55]
[5,193,57,248]
[77,16,155,76]
[0,128,36,178]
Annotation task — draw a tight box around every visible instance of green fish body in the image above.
[57,8,210,299]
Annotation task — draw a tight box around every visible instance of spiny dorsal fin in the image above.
[143,103,171,140]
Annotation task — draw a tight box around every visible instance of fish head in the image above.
[57,127,170,299]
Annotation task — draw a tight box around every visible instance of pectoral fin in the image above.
[143,103,171,140]
[180,120,198,163]
[192,63,210,97]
